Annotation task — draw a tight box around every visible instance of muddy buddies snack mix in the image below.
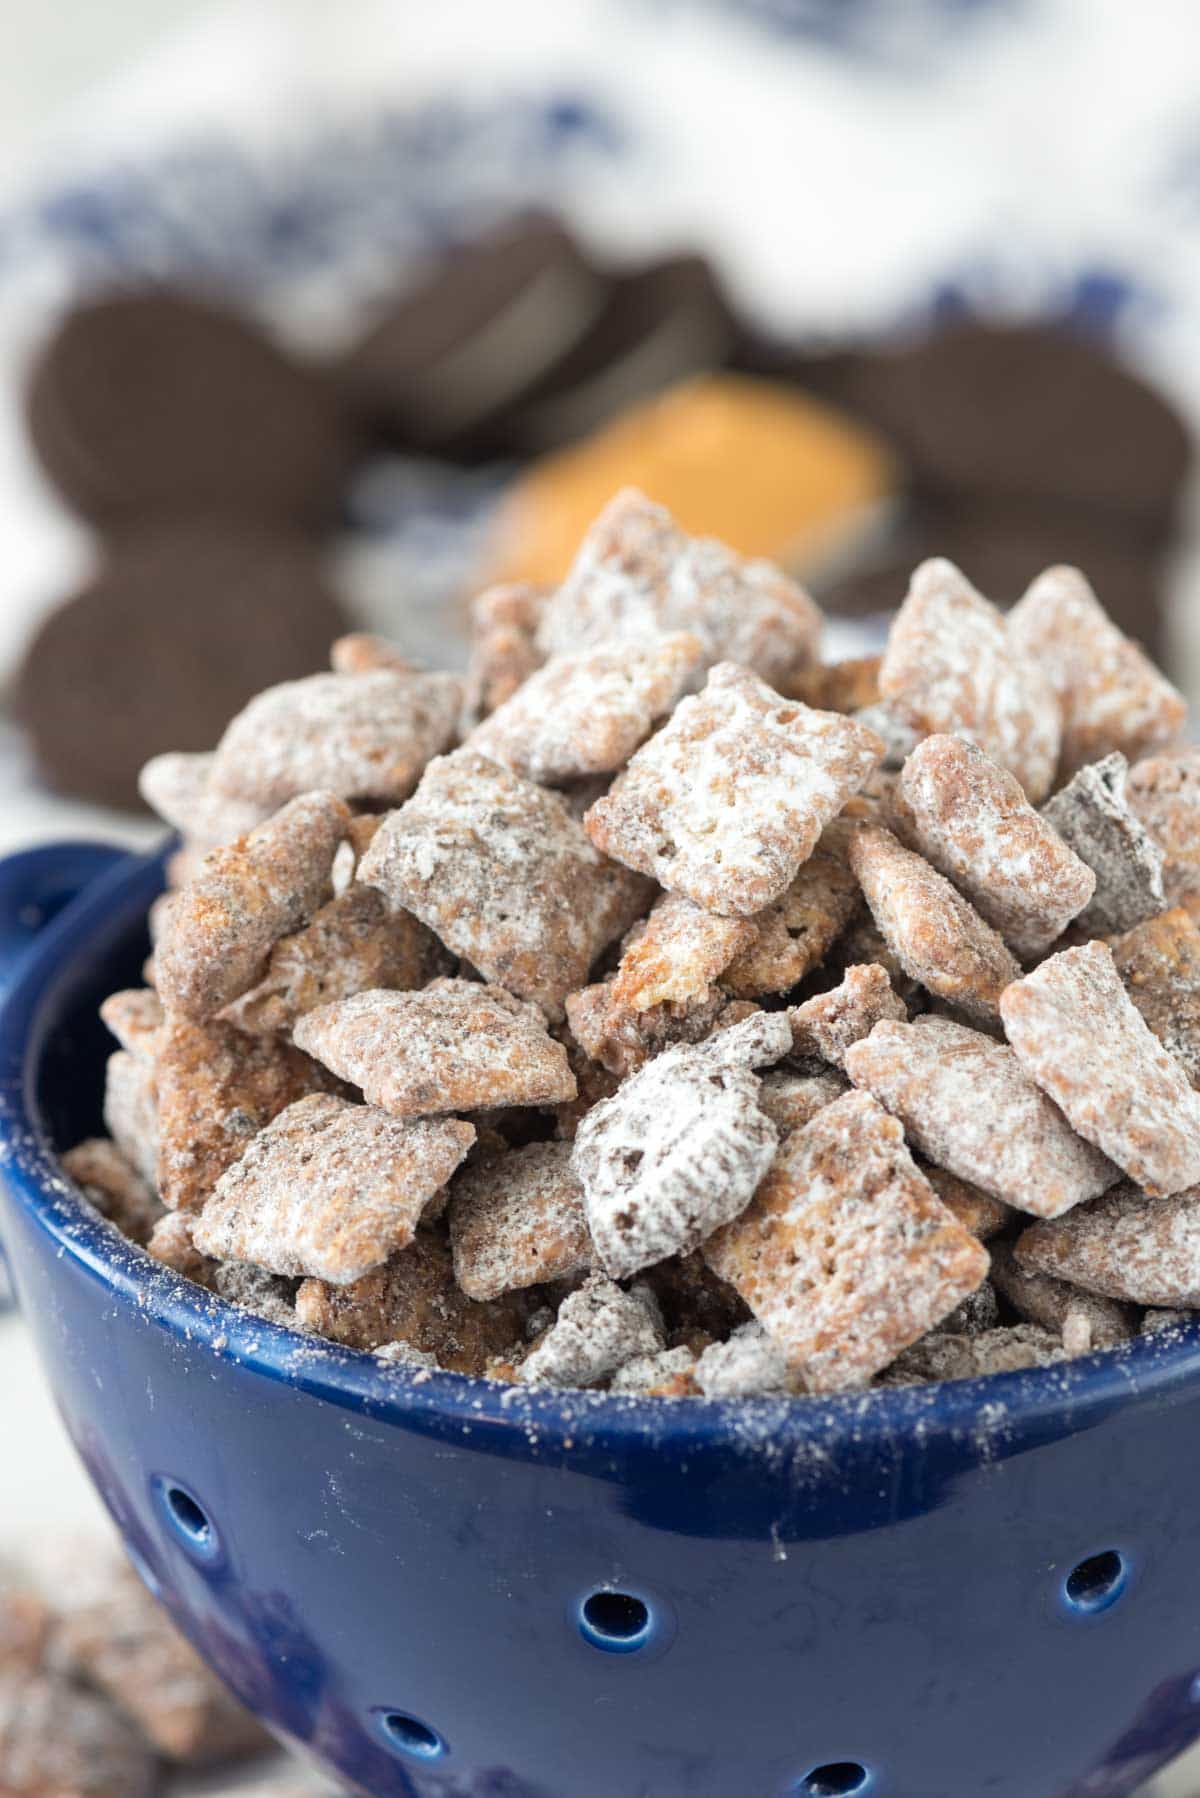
[61,491,1200,1397]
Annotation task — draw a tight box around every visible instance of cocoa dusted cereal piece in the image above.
[51,1555,269,1763]
[921,1164,1013,1241]
[359,751,651,1019]
[989,1242,1136,1352]
[329,632,418,676]
[572,1039,779,1279]
[610,1345,699,1396]
[537,488,822,687]
[757,1067,848,1135]
[721,826,861,997]
[695,1008,794,1073]
[585,662,883,917]
[294,1230,526,1371]
[0,1669,159,1797]
[848,824,1020,1025]
[61,1138,163,1246]
[209,668,462,810]
[469,631,706,785]
[896,735,1095,959]
[210,1261,297,1327]
[99,987,163,1061]
[193,1094,474,1283]
[1041,753,1166,936]
[448,1140,592,1299]
[789,963,906,1070]
[1127,749,1200,907]
[705,1091,989,1393]
[1008,565,1186,778]
[156,790,351,1021]
[879,558,1061,801]
[222,884,445,1034]
[845,1016,1116,1218]
[145,1212,215,1284]
[463,582,547,721]
[565,980,738,1079]
[1107,907,1200,1085]
[694,1321,797,1396]
[611,893,756,1013]
[156,1014,335,1211]
[782,655,882,713]
[295,979,575,1118]
[881,1324,1064,1385]
[139,749,269,848]
[1001,941,1200,1197]
[1014,1184,1200,1308]
[519,1273,662,1388]
[103,1050,159,1189]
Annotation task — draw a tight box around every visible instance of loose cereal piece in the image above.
[611,893,756,1013]
[989,1242,1135,1352]
[374,1339,440,1369]
[156,1014,335,1211]
[790,963,906,1069]
[1041,753,1166,935]
[694,1321,797,1396]
[145,1211,215,1283]
[62,1139,163,1245]
[1008,564,1186,777]
[0,1670,159,1797]
[849,824,1021,1025]
[537,488,822,687]
[329,632,417,675]
[448,1140,592,1300]
[921,1164,1013,1241]
[463,582,548,721]
[573,1040,779,1279]
[1015,1183,1200,1307]
[882,1324,1063,1385]
[519,1273,663,1388]
[782,656,882,712]
[103,1050,159,1189]
[1127,749,1200,907]
[193,1094,474,1283]
[469,631,705,785]
[99,987,163,1060]
[51,1556,268,1763]
[757,1067,848,1135]
[295,1230,527,1371]
[294,980,576,1118]
[586,662,883,917]
[897,735,1095,959]
[156,790,350,1020]
[696,1008,794,1072]
[1001,941,1200,1196]
[210,1261,298,1327]
[566,979,750,1080]
[1108,907,1200,1085]
[0,1569,50,1674]
[846,1016,1116,1217]
[705,1091,989,1392]
[138,749,270,846]
[721,826,861,996]
[610,1345,699,1395]
[880,558,1060,801]
[223,884,445,1035]
[359,751,651,1019]
[210,668,462,809]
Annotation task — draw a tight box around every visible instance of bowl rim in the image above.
[4,835,1200,1458]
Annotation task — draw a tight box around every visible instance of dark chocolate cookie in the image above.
[339,214,608,457]
[27,288,354,528]
[14,523,349,810]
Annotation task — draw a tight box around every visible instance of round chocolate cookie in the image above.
[504,254,739,455]
[14,523,350,810]
[837,322,1191,528]
[339,214,609,457]
[27,289,354,528]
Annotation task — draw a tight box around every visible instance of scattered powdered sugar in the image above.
[585,661,883,917]
[845,1015,1117,1218]
[1041,752,1166,935]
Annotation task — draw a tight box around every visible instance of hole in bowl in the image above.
[380,1712,447,1760]
[799,1764,870,1796]
[579,1589,651,1652]
[154,1479,218,1560]
[1065,1549,1127,1614]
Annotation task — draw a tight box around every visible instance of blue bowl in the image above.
[4,841,1200,1798]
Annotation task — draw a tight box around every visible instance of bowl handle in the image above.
[0,840,134,1310]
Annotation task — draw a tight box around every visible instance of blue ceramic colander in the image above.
[3,838,1200,1798]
